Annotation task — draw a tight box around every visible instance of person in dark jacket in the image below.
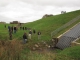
[23,32,28,43]
[20,26,22,30]
[33,29,36,34]
[5,25,6,28]
[14,26,17,33]
[11,26,13,33]
[9,27,13,40]
[23,27,24,30]
[8,26,10,32]
[37,31,41,40]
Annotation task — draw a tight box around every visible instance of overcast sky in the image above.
[0,0,80,23]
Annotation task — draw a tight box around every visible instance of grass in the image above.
[27,51,55,60]
[56,46,80,60]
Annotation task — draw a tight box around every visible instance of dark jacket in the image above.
[38,32,41,35]
[33,30,36,34]
[14,27,17,30]
[29,31,32,34]
[23,34,28,39]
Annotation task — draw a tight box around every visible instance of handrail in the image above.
[51,15,80,37]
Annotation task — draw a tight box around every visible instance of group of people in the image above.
[23,29,41,44]
[7,26,17,40]
[8,26,17,33]
[5,25,41,43]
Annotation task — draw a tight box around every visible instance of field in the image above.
[0,10,80,60]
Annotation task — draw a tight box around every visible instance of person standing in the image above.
[9,27,12,40]
[23,32,28,43]
[33,29,36,34]
[14,26,17,33]
[29,30,32,39]
[23,27,24,30]
[20,26,22,30]
[5,25,6,28]
[37,31,41,40]
[11,26,13,33]
[25,27,27,30]
[8,26,10,32]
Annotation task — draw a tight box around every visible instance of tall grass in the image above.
[0,40,28,60]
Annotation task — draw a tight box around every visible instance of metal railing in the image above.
[51,15,80,37]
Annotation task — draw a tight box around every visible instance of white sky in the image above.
[0,0,80,23]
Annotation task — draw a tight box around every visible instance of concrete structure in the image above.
[56,23,80,49]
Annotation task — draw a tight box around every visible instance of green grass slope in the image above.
[23,10,80,41]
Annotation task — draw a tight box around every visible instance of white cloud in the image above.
[0,0,80,23]
[19,0,80,7]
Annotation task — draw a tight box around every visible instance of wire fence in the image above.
[56,23,80,49]
[51,15,80,37]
